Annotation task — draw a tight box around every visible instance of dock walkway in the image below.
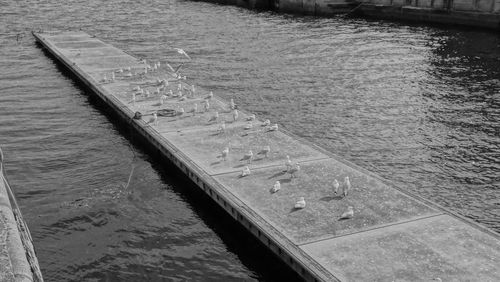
[34,31,500,281]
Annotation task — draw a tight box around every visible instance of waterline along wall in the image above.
[199,0,500,29]
[34,31,500,282]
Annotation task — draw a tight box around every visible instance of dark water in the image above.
[1,0,499,280]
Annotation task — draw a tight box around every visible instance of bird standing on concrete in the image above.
[203,100,210,112]
[242,150,253,164]
[263,119,271,126]
[221,147,229,161]
[288,163,300,178]
[219,121,226,134]
[208,111,219,123]
[330,179,339,195]
[233,109,239,121]
[284,155,292,172]
[246,114,256,121]
[294,197,306,209]
[244,122,253,130]
[205,91,213,100]
[268,124,278,131]
[177,108,185,116]
[230,98,236,110]
[241,166,251,177]
[339,206,354,220]
[271,181,281,193]
[151,112,158,126]
[342,176,351,197]
[258,146,271,158]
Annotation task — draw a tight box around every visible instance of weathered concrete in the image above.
[34,31,500,281]
[0,170,34,282]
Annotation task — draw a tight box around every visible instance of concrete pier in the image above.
[34,31,500,281]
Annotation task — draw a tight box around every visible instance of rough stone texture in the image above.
[301,215,500,281]
[215,159,438,244]
[0,214,15,282]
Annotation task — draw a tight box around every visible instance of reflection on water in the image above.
[0,0,499,280]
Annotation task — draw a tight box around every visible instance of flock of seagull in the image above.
[103,48,355,221]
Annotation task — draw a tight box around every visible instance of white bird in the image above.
[221,147,229,161]
[136,88,144,96]
[187,104,197,116]
[191,85,196,94]
[208,111,219,123]
[288,163,300,178]
[233,109,239,121]
[145,90,150,97]
[242,150,253,164]
[241,166,251,177]
[177,108,185,116]
[132,93,136,104]
[219,121,226,133]
[284,155,292,171]
[294,197,306,209]
[132,86,141,91]
[153,88,160,95]
[115,68,123,73]
[342,176,351,197]
[263,119,271,126]
[339,206,354,220]
[271,181,281,193]
[174,48,191,60]
[111,72,115,81]
[163,79,169,86]
[177,83,182,91]
[150,112,158,126]
[126,66,131,72]
[102,73,107,82]
[244,122,253,130]
[333,179,340,194]
[125,72,132,77]
[168,89,174,96]
[204,100,210,112]
[153,63,158,71]
[230,99,236,110]
[258,146,271,158]
[206,91,214,100]
[159,95,165,105]
[268,124,279,131]
[246,114,256,121]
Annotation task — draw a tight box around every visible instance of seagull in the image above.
[191,85,196,94]
[219,121,226,133]
[333,179,340,194]
[208,111,219,123]
[230,99,236,110]
[125,72,132,77]
[258,146,270,158]
[115,68,123,73]
[168,89,174,96]
[268,124,279,131]
[262,119,271,126]
[174,48,191,60]
[177,108,185,116]
[177,83,182,91]
[187,104,197,116]
[294,197,306,209]
[205,91,213,100]
[145,90,150,97]
[204,100,210,112]
[288,163,300,178]
[157,61,161,67]
[150,112,158,126]
[342,176,351,197]
[246,114,256,121]
[153,63,158,71]
[339,206,354,220]
[233,109,239,121]
[284,155,292,172]
[132,86,141,92]
[241,166,251,177]
[111,72,115,81]
[221,147,229,161]
[102,73,107,82]
[153,88,160,95]
[126,66,131,72]
[244,122,253,130]
[241,150,253,164]
[132,93,136,104]
[271,181,281,193]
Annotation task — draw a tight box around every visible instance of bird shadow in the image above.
[209,132,222,137]
[233,164,246,168]
[278,178,292,184]
[289,207,303,213]
[210,160,221,165]
[268,171,287,179]
[320,195,344,202]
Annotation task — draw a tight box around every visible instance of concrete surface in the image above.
[34,31,500,282]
